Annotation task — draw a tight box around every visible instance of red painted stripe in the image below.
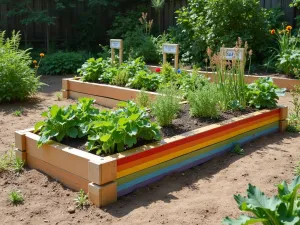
[117,109,280,166]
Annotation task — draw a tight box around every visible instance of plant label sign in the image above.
[110,39,122,49]
[110,39,123,64]
[162,44,179,70]
[221,48,245,62]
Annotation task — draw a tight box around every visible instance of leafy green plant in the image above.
[223,176,300,225]
[55,92,62,101]
[151,86,181,126]
[127,70,162,91]
[35,98,99,146]
[136,89,151,108]
[231,144,244,155]
[9,190,24,205]
[78,58,111,82]
[74,189,89,209]
[87,101,161,155]
[246,77,285,109]
[112,69,129,87]
[13,109,23,117]
[188,83,221,119]
[38,51,88,75]
[287,85,300,132]
[13,157,25,173]
[0,31,42,103]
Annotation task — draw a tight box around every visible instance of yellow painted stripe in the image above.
[117,116,279,178]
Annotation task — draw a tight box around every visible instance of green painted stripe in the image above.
[117,122,278,185]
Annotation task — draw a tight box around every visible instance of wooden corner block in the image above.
[280,120,288,132]
[15,149,27,163]
[15,131,27,151]
[88,159,117,185]
[62,90,69,99]
[88,182,117,207]
[62,79,69,90]
[279,106,288,120]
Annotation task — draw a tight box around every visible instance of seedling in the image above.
[13,157,25,174]
[56,92,62,101]
[74,189,89,209]
[231,144,244,155]
[295,162,300,176]
[0,146,15,173]
[9,190,24,205]
[13,109,23,117]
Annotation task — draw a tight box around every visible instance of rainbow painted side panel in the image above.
[116,109,280,197]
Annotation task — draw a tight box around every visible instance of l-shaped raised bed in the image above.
[15,107,288,207]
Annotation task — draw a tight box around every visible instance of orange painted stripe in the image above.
[117,113,279,172]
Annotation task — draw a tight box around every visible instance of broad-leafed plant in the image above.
[223,176,300,225]
[87,101,161,155]
[35,98,99,146]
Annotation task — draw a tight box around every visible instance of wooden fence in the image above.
[0,0,298,49]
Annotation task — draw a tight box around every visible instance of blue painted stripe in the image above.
[117,125,278,194]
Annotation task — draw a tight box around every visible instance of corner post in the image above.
[15,130,27,163]
[62,79,69,99]
[279,106,288,132]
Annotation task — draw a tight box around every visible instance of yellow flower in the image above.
[40,53,45,57]
[270,29,275,35]
[33,60,37,64]
[286,25,292,31]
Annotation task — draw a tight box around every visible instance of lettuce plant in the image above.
[223,176,300,225]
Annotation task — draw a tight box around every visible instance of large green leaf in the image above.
[34,121,46,132]
[100,134,111,142]
[67,127,78,138]
[223,215,267,225]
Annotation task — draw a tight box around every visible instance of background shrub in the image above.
[188,83,221,119]
[39,51,89,75]
[0,31,42,103]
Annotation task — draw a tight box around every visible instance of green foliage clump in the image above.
[74,189,89,209]
[0,31,42,103]
[188,83,221,119]
[9,190,24,205]
[136,89,151,108]
[173,0,277,64]
[38,51,88,75]
[77,58,111,82]
[35,98,99,146]
[112,69,129,87]
[87,101,161,155]
[127,71,162,91]
[288,85,300,132]
[151,86,181,126]
[246,77,285,109]
[223,176,300,225]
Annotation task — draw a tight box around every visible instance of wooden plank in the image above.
[27,154,89,192]
[117,117,279,178]
[25,132,102,180]
[117,113,279,172]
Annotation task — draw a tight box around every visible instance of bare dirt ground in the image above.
[0,75,299,225]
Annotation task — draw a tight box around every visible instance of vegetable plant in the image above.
[35,98,99,146]
[77,58,111,82]
[136,89,151,108]
[87,101,161,155]
[151,86,181,126]
[223,176,300,225]
[246,77,285,109]
[127,70,162,91]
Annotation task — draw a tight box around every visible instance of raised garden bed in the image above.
[62,78,159,108]
[15,107,288,207]
[148,65,300,91]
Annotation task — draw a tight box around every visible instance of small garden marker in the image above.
[220,47,245,71]
[162,44,179,70]
[110,39,123,64]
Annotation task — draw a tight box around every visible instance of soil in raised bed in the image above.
[61,104,257,154]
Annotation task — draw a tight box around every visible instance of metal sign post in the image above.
[110,39,123,64]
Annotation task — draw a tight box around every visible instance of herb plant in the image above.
[151,86,181,126]
[74,189,89,209]
[13,157,25,173]
[136,89,151,108]
[188,83,221,119]
[287,85,300,132]
[9,190,24,205]
[246,77,285,109]
[223,176,300,225]
[87,101,161,155]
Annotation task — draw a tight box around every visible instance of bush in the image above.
[0,31,42,103]
[39,51,89,75]
[188,83,221,119]
[78,58,111,82]
[173,0,277,64]
[151,86,181,126]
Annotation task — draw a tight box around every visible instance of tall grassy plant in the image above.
[208,39,248,110]
[188,83,221,119]
[151,86,181,126]
[0,31,42,103]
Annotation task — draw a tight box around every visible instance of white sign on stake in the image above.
[220,48,244,61]
[110,39,123,64]
[110,39,122,49]
[162,44,179,70]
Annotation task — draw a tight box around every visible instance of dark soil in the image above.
[61,104,257,154]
